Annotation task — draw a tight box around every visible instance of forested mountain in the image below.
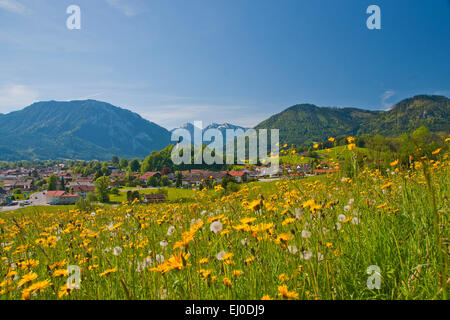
[255,95,449,145]
[0,100,171,161]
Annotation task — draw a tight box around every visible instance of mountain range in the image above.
[0,95,448,161]
[170,123,249,145]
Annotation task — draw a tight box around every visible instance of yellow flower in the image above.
[233,270,243,277]
[278,285,299,299]
[223,277,232,287]
[245,256,255,264]
[58,284,73,298]
[390,160,399,166]
[27,279,52,294]
[99,268,117,277]
[282,218,295,226]
[279,273,289,282]
[313,143,319,149]
[19,259,39,270]
[199,269,213,279]
[53,269,68,277]
[328,137,335,142]
[432,148,442,155]
[18,272,38,287]
[381,182,393,189]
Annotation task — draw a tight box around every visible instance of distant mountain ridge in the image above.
[255,95,449,146]
[0,100,171,161]
[0,95,447,161]
[170,122,249,145]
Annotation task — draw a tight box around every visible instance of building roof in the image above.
[227,171,247,177]
[139,172,160,180]
[46,191,66,197]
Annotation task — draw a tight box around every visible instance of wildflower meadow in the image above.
[0,143,448,300]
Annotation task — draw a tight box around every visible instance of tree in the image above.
[94,176,110,203]
[119,158,128,169]
[175,172,183,187]
[129,159,141,172]
[47,175,58,191]
[127,190,140,202]
[86,192,97,202]
[147,176,160,187]
[111,156,119,165]
[160,175,170,187]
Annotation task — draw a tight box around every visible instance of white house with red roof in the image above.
[45,191,79,205]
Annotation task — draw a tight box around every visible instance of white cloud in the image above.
[0,85,39,113]
[105,0,142,17]
[381,89,395,110]
[0,0,28,15]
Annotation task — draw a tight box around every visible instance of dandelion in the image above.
[301,230,311,239]
[210,220,223,234]
[113,246,123,256]
[155,254,165,264]
[159,240,168,248]
[216,251,226,261]
[299,249,312,260]
[352,217,360,225]
[344,205,351,212]
[288,245,298,254]
[167,226,175,236]
[338,214,346,222]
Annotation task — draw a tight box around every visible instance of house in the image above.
[227,171,248,183]
[182,170,229,187]
[296,163,313,175]
[76,177,94,183]
[70,183,96,198]
[139,172,161,181]
[3,179,33,192]
[45,191,80,205]
[256,166,282,178]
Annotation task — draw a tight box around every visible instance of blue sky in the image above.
[0,0,449,129]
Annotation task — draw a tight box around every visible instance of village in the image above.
[0,160,338,211]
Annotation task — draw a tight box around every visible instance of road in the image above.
[1,191,47,212]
